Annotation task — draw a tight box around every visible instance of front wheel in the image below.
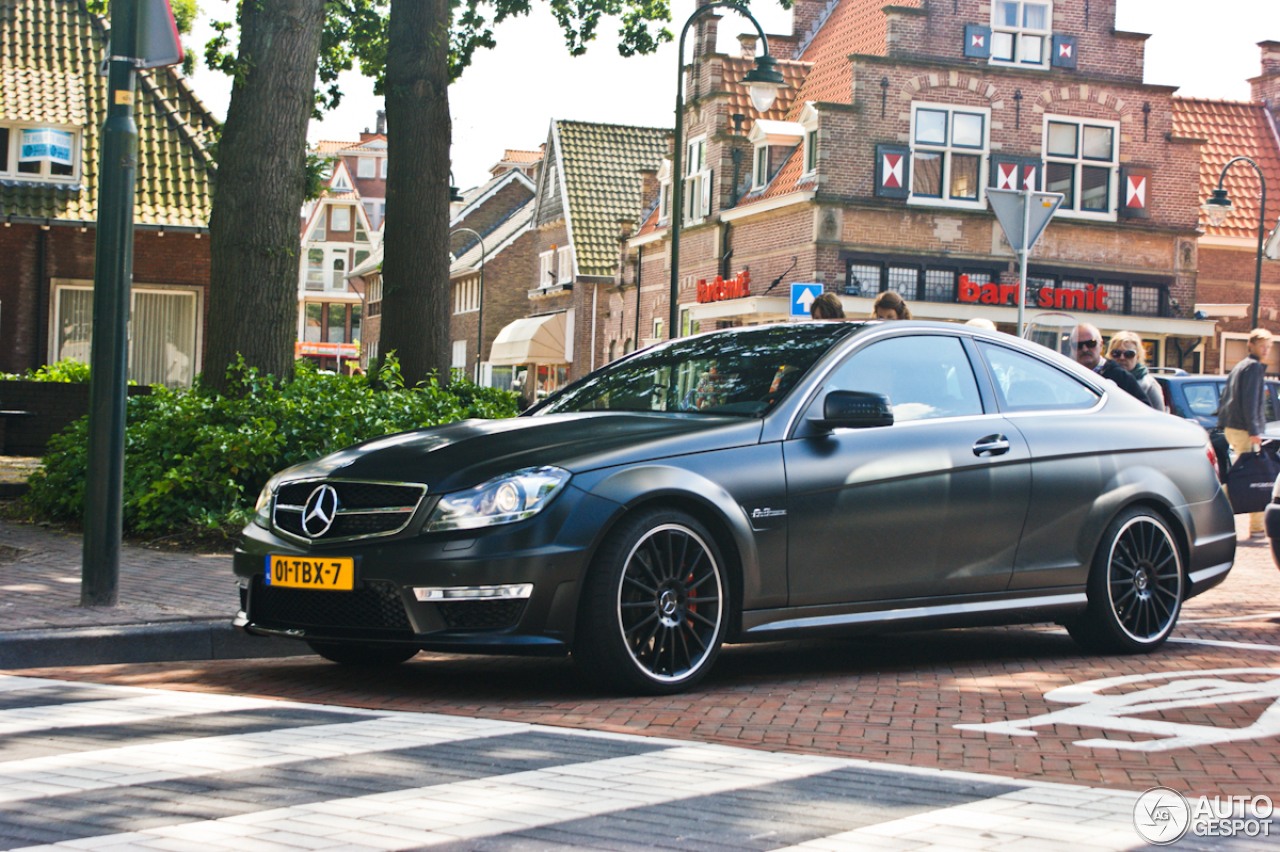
[1068,507,1184,654]
[307,641,420,666]
[575,509,728,694]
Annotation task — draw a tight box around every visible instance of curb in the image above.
[0,620,309,669]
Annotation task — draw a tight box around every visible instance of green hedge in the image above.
[25,358,519,537]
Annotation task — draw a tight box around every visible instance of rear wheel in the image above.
[575,508,728,694]
[307,641,419,666]
[1068,507,1184,654]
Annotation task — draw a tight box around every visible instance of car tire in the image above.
[307,641,420,666]
[575,508,728,695]
[1068,506,1184,654]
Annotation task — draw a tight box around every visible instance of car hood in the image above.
[274,412,765,494]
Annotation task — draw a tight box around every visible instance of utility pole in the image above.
[82,0,141,606]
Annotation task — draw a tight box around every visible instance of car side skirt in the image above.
[739,590,1087,641]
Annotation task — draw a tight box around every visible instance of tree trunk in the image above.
[380,0,452,387]
[204,0,327,394]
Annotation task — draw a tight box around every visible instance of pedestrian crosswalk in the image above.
[0,674,1268,852]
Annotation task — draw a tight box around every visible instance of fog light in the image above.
[413,583,533,601]
[236,577,251,590]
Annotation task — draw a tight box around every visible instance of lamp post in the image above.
[1201,156,1269,328]
[668,2,785,340]
[450,227,485,382]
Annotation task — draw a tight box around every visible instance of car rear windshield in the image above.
[535,323,861,417]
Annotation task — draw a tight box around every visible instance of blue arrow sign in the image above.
[790,283,824,318]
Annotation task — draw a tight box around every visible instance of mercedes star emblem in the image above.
[301,484,340,538]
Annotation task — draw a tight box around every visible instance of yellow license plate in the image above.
[265,555,355,590]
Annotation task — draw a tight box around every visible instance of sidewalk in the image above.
[0,516,307,668]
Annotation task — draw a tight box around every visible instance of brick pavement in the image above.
[12,517,1280,799]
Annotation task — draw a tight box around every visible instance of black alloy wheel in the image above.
[307,641,420,666]
[1068,507,1184,654]
[576,508,728,694]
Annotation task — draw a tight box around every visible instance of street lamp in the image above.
[1201,156,1269,328]
[450,227,485,382]
[668,2,786,339]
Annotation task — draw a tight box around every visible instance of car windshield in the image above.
[534,323,861,417]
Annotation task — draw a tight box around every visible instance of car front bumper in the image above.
[231,485,619,655]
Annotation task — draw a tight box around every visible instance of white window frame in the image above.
[330,205,351,232]
[357,157,375,178]
[305,248,325,290]
[0,124,81,183]
[380,157,389,179]
[752,145,770,190]
[538,250,555,288]
[989,0,1051,68]
[330,256,347,291]
[454,277,479,314]
[557,245,573,284]
[1042,114,1120,222]
[657,159,672,225]
[653,318,664,341]
[907,103,991,210]
[683,136,710,224]
[49,278,203,387]
[799,102,821,177]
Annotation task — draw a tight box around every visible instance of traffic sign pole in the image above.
[987,187,1064,337]
[1018,184,1032,336]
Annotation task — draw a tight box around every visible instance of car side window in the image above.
[826,335,983,422]
[1182,382,1221,417]
[978,343,1100,412]
[1267,384,1280,423]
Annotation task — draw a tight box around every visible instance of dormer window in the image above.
[799,103,821,177]
[330,206,351,232]
[557,245,573,284]
[748,120,804,191]
[657,159,672,225]
[0,126,80,182]
[991,1,1050,67]
[330,165,352,192]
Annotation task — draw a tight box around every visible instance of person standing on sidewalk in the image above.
[1070,323,1149,405]
[1218,328,1274,537]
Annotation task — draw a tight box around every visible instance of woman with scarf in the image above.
[1107,331,1165,412]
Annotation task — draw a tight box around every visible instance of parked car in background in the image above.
[1155,369,1280,480]
[234,322,1236,694]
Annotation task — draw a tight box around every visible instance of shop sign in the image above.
[696,270,751,304]
[19,128,73,166]
[296,341,360,357]
[958,274,1111,311]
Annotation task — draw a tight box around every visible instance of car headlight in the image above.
[426,466,570,532]
[252,476,282,528]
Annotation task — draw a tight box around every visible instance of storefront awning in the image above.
[490,312,568,366]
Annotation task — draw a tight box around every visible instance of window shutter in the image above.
[989,156,1043,191]
[964,25,992,59]
[875,144,910,199]
[1119,166,1152,219]
[1051,35,1078,68]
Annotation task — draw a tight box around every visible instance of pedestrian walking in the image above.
[1218,328,1274,537]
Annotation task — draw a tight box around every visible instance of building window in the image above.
[753,145,770,189]
[805,129,818,174]
[330,167,352,192]
[990,1,1050,67]
[681,308,700,337]
[557,245,573,284]
[0,126,79,181]
[309,212,325,242]
[330,206,351,232]
[331,258,345,290]
[1044,117,1118,217]
[923,268,954,302]
[327,303,347,342]
[355,219,369,243]
[844,259,1004,306]
[357,157,375,178]
[888,266,919,300]
[306,249,325,290]
[653,318,664,341]
[350,304,362,344]
[910,105,988,206]
[355,249,370,268]
[380,158,389,179]
[367,278,382,317]
[454,278,479,314]
[53,283,199,387]
[684,136,710,223]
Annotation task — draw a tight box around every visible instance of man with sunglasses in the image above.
[1070,323,1150,405]
[1218,328,1274,537]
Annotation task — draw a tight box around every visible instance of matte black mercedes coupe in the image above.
[234,321,1237,693]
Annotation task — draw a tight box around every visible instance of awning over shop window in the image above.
[490,312,568,366]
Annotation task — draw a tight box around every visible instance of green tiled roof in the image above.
[556,120,668,277]
[0,0,217,228]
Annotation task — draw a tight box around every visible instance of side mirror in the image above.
[810,390,894,431]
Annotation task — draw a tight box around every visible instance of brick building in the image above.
[489,120,667,398]
[612,0,1218,366]
[0,0,217,386]
[1173,43,1280,375]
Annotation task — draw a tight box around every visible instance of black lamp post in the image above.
[668,2,785,339]
[450,227,486,381]
[1201,157,1268,328]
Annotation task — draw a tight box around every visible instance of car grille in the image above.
[435,600,527,631]
[273,480,426,543]
[249,577,413,637]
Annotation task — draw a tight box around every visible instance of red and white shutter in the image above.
[875,144,910,199]
[1119,166,1152,219]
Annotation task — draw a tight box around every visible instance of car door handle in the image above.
[973,435,1011,457]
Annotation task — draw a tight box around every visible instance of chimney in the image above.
[738,33,758,58]
[791,0,827,45]
[376,110,387,135]
[1253,41,1280,108]
[638,168,659,211]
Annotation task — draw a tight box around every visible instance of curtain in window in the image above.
[56,288,94,363]
[131,290,196,387]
